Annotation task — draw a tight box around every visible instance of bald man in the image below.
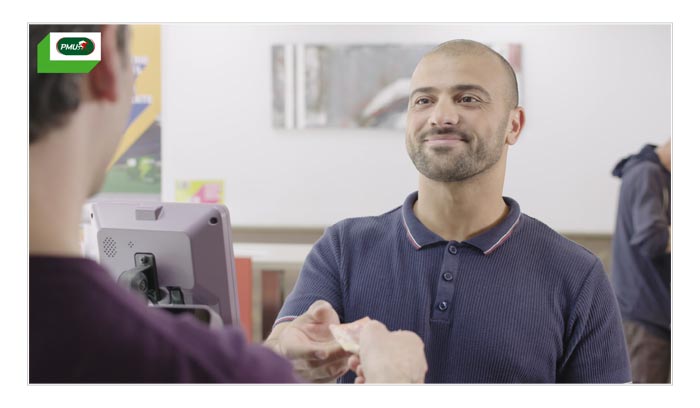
[265,40,631,383]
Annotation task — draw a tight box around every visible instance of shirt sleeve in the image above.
[154,314,301,383]
[624,165,670,259]
[558,259,632,383]
[274,225,345,326]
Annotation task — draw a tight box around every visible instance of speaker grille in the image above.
[103,236,117,258]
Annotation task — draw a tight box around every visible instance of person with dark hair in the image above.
[611,139,671,383]
[29,24,427,383]
[266,39,632,383]
[29,25,127,144]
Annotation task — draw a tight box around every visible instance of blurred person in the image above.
[611,140,671,383]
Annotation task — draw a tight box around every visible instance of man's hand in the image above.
[348,320,427,383]
[264,300,351,383]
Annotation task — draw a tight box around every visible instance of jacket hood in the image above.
[612,144,661,178]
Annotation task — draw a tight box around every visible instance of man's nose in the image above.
[429,98,459,127]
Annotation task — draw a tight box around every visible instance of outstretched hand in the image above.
[267,300,352,382]
[348,320,427,384]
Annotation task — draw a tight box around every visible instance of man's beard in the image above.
[407,124,506,183]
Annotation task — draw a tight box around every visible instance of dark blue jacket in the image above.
[611,144,671,339]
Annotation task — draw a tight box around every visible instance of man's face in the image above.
[405,52,513,182]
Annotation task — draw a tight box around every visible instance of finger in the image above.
[319,344,353,362]
[314,340,352,360]
[283,338,346,361]
[292,301,323,324]
[312,340,350,361]
[306,349,353,368]
[355,366,367,384]
[291,356,349,383]
[290,358,311,377]
[306,355,351,382]
[348,355,361,372]
[305,300,340,325]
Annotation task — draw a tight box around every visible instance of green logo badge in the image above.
[37,32,101,74]
[56,37,95,56]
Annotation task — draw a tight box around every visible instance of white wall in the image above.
[161,24,671,233]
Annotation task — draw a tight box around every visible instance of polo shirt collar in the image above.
[401,191,522,255]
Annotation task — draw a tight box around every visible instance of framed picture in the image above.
[272,43,522,130]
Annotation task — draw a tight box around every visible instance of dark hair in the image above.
[29,25,127,144]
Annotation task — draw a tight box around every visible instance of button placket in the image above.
[431,242,459,322]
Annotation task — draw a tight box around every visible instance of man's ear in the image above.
[87,25,120,102]
[505,107,525,146]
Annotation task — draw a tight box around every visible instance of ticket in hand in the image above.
[329,317,371,354]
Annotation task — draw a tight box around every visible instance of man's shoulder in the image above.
[518,214,600,270]
[622,160,666,183]
[31,256,212,352]
[30,256,121,298]
[30,256,260,382]
[326,205,403,240]
[618,161,669,203]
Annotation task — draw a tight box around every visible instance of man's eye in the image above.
[460,96,479,103]
[415,98,430,105]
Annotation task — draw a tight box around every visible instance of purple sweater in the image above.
[30,256,298,383]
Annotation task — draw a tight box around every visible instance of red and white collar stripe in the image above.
[483,215,521,255]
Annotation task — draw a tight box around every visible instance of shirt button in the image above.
[448,245,458,255]
[438,301,449,311]
[443,272,453,281]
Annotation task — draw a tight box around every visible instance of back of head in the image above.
[29,25,126,144]
[427,39,519,109]
[660,138,671,151]
[656,138,672,170]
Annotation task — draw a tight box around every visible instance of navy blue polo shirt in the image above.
[276,192,631,383]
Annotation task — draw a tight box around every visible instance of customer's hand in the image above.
[348,320,427,383]
[264,300,351,383]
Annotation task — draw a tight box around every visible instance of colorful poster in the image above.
[175,180,225,204]
[101,25,161,194]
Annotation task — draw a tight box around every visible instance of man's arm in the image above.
[558,259,631,383]
[264,226,350,382]
[264,300,351,383]
[625,167,670,258]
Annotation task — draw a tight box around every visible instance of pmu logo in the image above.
[56,37,95,56]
